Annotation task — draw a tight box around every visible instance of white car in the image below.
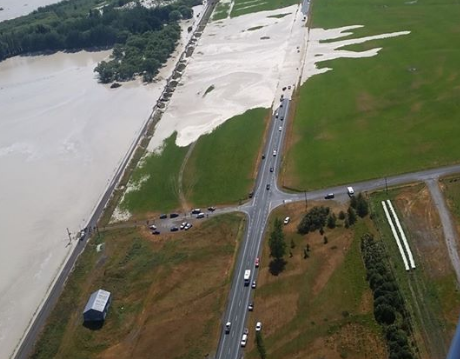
[255,322,262,332]
[241,334,248,347]
[284,216,290,225]
[149,224,157,230]
[273,150,277,156]
[279,126,282,131]
[251,280,257,289]
[225,321,231,334]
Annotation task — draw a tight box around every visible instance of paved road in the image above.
[215,97,291,359]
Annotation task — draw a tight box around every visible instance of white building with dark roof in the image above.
[83,289,112,322]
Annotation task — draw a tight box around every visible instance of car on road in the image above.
[255,322,262,332]
[191,208,201,214]
[170,226,179,232]
[169,213,179,218]
[249,191,254,198]
[288,85,291,90]
[248,302,254,311]
[266,184,270,190]
[159,214,167,219]
[151,230,160,235]
[280,116,284,121]
[275,112,279,118]
[279,126,282,131]
[347,186,355,196]
[241,334,248,347]
[270,167,274,172]
[225,322,231,334]
[208,206,216,212]
[273,150,277,156]
[284,216,290,225]
[251,280,257,289]
[262,154,266,159]
[255,257,260,268]
[196,212,205,219]
[325,193,335,199]
[280,102,283,108]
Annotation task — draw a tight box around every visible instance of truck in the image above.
[347,186,355,196]
[244,269,251,286]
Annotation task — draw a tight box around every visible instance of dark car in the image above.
[280,117,284,121]
[159,214,167,219]
[266,184,270,190]
[325,193,335,199]
[191,208,201,215]
[170,213,179,218]
[208,206,216,212]
[270,167,274,172]
[249,191,254,198]
[170,226,179,232]
[151,230,161,235]
[262,154,266,159]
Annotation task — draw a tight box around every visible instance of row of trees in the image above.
[268,218,287,275]
[0,0,199,82]
[361,233,416,359]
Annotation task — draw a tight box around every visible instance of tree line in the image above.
[361,233,416,359]
[0,0,200,82]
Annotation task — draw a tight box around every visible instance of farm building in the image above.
[83,289,112,322]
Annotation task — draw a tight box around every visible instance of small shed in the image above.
[83,289,112,322]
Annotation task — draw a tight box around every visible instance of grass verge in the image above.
[284,0,460,190]
[245,201,386,359]
[183,108,268,207]
[32,213,245,359]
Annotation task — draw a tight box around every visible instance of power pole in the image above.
[66,228,72,244]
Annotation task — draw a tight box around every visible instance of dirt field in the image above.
[370,184,460,359]
[441,175,460,234]
[245,201,387,359]
[32,214,245,359]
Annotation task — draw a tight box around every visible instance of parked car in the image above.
[159,214,167,219]
[249,191,254,198]
[241,334,248,347]
[180,222,187,230]
[225,322,231,334]
[151,230,160,235]
[251,280,257,289]
[208,206,216,212]
[255,257,260,268]
[266,184,270,190]
[325,193,335,199]
[262,154,266,159]
[149,224,157,230]
[248,302,254,311]
[282,86,287,91]
[185,223,193,230]
[284,216,290,225]
[191,208,201,215]
[196,212,205,219]
[255,322,262,332]
[170,226,179,232]
[169,213,179,218]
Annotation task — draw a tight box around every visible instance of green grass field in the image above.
[230,0,299,17]
[32,214,244,359]
[183,108,267,206]
[120,134,188,215]
[442,176,460,219]
[284,0,460,190]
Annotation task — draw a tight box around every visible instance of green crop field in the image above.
[120,134,188,215]
[230,0,299,17]
[183,108,267,207]
[284,0,460,190]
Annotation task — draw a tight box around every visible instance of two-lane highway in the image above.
[216,96,291,359]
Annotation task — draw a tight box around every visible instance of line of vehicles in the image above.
[149,207,217,234]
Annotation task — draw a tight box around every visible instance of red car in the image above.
[255,257,260,268]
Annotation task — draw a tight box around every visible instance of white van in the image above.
[241,334,248,347]
[347,186,355,196]
[244,269,251,285]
